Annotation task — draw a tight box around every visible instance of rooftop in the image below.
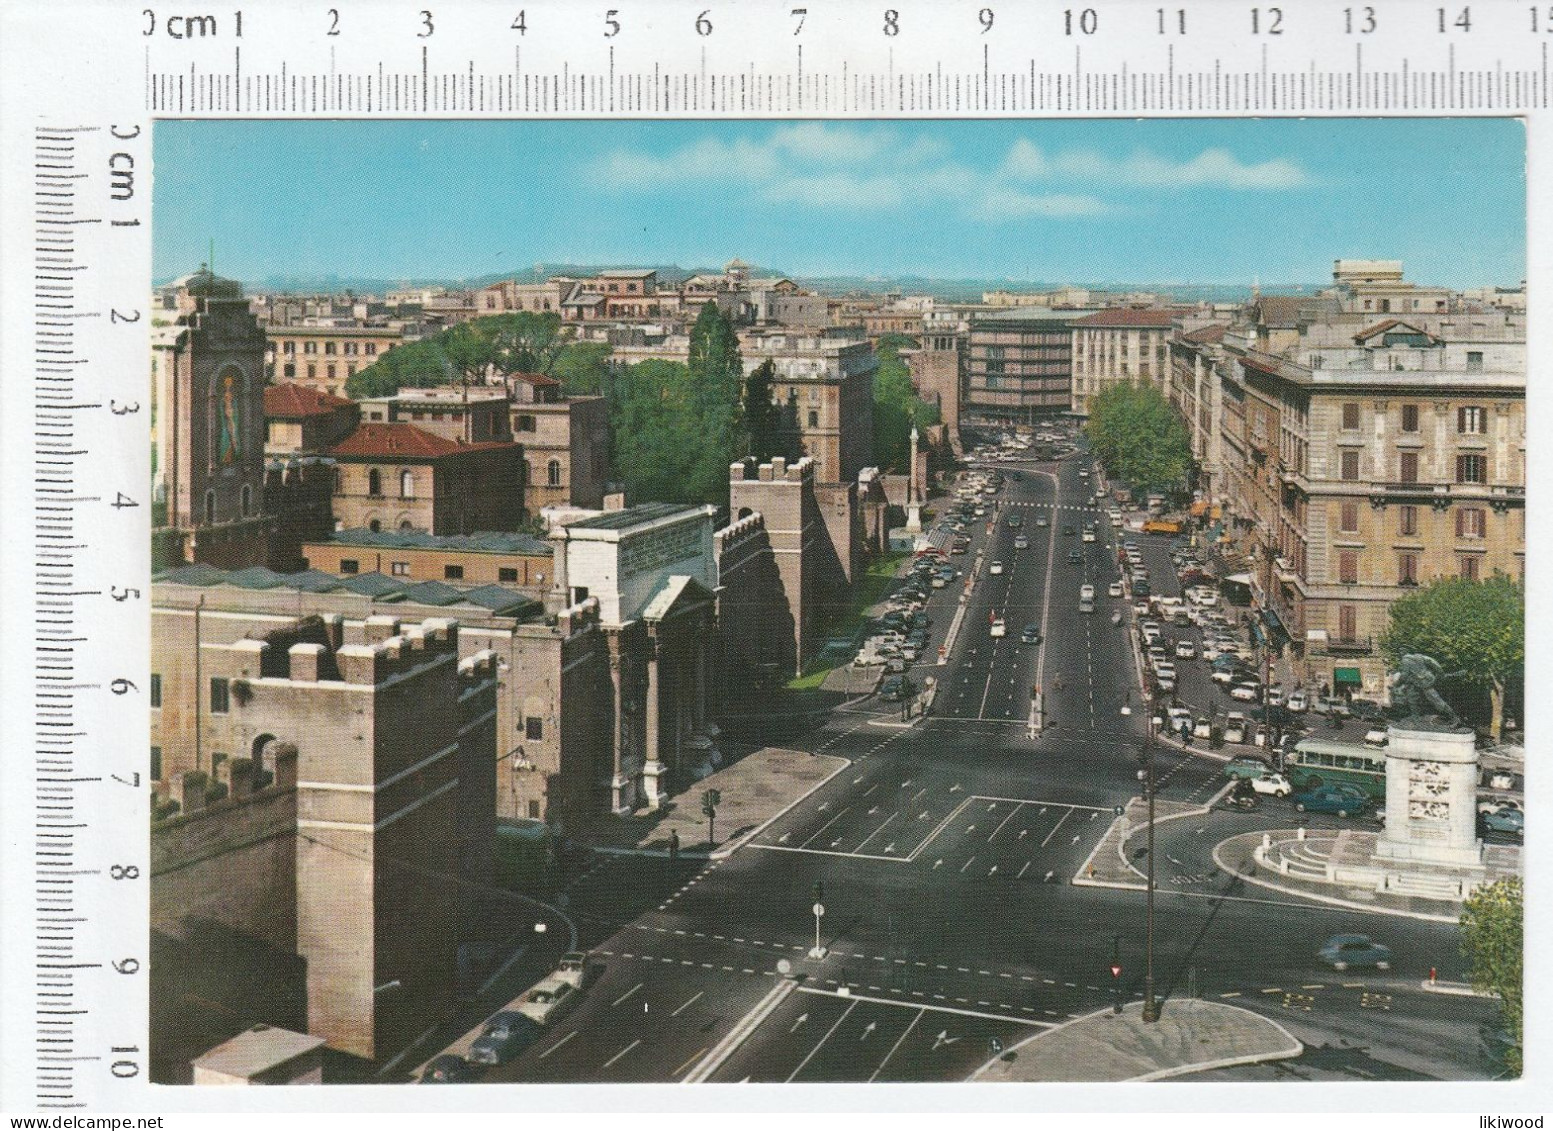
[155,563,541,617]
[328,422,515,460]
[192,1025,326,1079]
[1181,324,1228,345]
[1073,307,1190,328]
[566,501,709,533]
[264,382,356,418]
[973,307,1098,323]
[320,528,553,556]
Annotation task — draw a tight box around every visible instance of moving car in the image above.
[1014,534,1030,549]
[1080,584,1096,601]
[1006,514,1023,528]
[1068,549,1084,564]
[1291,784,1373,818]
[1317,934,1392,971]
[1036,515,1049,528]
[989,618,1007,638]
[1062,524,1077,536]
[1286,689,1308,713]
[1019,624,1042,645]
[1229,681,1262,702]
[879,675,912,702]
[1250,772,1293,797]
[1109,581,1124,598]
[1082,527,1097,543]
[1222,713,1248,744]
[1223,754,1271,780]
[989,560,1005,575]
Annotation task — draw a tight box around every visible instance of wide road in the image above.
[486,440,1495,1087]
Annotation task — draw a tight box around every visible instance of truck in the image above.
[1142,518,1182,535]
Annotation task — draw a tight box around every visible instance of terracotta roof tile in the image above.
[1182,324,1227,344]
[327,422,515,461]
[1073,307,1189,328]
[264,382,355,418]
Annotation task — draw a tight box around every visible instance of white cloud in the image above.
[1003,138,1312,190]
[966,190,1114,221]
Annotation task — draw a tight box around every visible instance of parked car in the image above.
[420,1054,478,1083]
[1318,934,1392,971]
[1477,796,1523,815]
[1223,754,1271,780]
[1286,689,1308,713]
[466,1012,544,1066]
[1312,695,1352,717]
[1250,772,1293,797]
[879,675,912,702]
[1363,727,1389,747]
[1174,640,1196,659]
[1229,681,1262,702]
[1222,713,1248,744]
[1480,806,1524,840]
[1292,784,1373,818]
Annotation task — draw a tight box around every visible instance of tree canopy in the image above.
[1379,574,1524,739]
[872,333,938,473]
[743,359,788,464]
[1460,876,1522,1076]
[1082,381,1194,496]
[344,312,570,399]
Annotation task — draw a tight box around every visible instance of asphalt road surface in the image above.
[479,443,1497,1087]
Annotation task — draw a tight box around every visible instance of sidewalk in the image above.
[972,998,1303,1082]
[567,746,849,859]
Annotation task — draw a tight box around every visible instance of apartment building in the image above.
[964,307,1086,421]
[1069,307,1187,415]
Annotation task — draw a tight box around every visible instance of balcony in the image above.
[1310,635,1374,657]
[1370,482,1451,509]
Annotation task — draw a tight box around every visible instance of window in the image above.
[209,677,231,715]
[346,364,356,377]
[528,799,541,819]
[1399,505,1418,536]
[240,483,252,517]
[1398,552,1419,586]
[1338,604,1358,641]
[1466,351,1484,373]
[204,490,216,525]
[399,469,415,499]
[304,341,318,355]
[1458,405,1486,434]
[326,364,336,380]
[547,459,562,488]
[1337,550,1359,585]
[344,342,357,356]
[391,561,410,576]
[499,567,519,583]
[282,341,296,355]
[1460,554,1481,581]
[1399,451,1419,484]
[150,674,162,708]
[1401,404,1420,432]
[1456,453,1486,484]
[339,558,359,574]
[1341,402,1360,430]
[283,363,296,379]
[516,414,536,433]
[151,746,162,781]
[325,341,337,355]
[1339,501,1359,533]
[306,363,316,380]
[1456,507,1486,539]
[365,342,378,356]
[526,716,544,741]
[367,468,383,496]
[444,564,465,580]
[808,410,819,427]
[369,518,382,532]
[1340,450,1360,481]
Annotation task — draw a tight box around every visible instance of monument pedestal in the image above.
[1374,723,1483,869]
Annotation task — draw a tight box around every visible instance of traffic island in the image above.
[1072,795,1220,890]
[971,998,1302,1082]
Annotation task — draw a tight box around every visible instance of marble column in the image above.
[642,635,666,808]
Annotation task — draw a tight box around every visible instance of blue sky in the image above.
[153,118,1524,287]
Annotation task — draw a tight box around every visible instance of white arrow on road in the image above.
[861,1022,877,1041]
[1017,829,1029,840]
[790,1013,809,1033]
[951,784,963,792]
[965,825,976,834]
[884,842,896,853]
[779,833,790,843]
[932,1031,962,1050]
[1071,835,1081,844]
[1044,870,1055,882]
[933,858,943,869]
[868,807,879,815]
[986,802,997,811]
[818,802,830,811]
[830,839,842,848]
[1038,807,1048,815]
[988,865,998,876]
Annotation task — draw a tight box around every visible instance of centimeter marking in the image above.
[34,123,108,1111]
[146,41,1551,114]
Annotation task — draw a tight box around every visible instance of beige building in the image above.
[302,528,554,595]
[265,325,404,396]
[965,307,1085,421]
[1220,329,1525,698]
[740,331,877,484]
[506,372,612,511]
[1069,307,1186,415]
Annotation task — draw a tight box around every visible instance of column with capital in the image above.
[905,419,924,533]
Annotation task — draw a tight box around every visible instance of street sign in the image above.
[1110,963,1122,978]
[812,903,825,917]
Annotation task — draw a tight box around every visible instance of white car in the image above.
[1153,662,1177,681]
[1250,772,1293,797]
[1229,682,1261,702]
[1080,584,1096,601]
[989,618,1007,638]
[1175,640,1196,659]
[1200,641,1222,661]
[1081,528,1097,543]
[1108,581,1124,598]
[516,977,578,1025]
[989,560,1004,575]
[1286,690,1308,712]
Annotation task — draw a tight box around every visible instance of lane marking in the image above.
[536,1030,576,1060]
[785,1001,857,1083]
[869,1009,925,1083]
[672,1046,708,1079]
[1039,809,1072,848]
[671,990,704,1017]
[611,982,643,1008]
[855,810,899,852]
[986,802,1023,842]
[602,1038,642,1069]
[800,805,854,848]
[798,985,1057,1028]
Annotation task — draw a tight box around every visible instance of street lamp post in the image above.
[1140,709,1159,1023]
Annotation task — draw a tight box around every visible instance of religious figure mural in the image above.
[218,368,242,464]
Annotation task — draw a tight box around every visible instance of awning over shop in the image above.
[1333,667,1362,685]
[1223,572,1254,587]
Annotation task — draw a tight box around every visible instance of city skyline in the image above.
[153,118,1525,288]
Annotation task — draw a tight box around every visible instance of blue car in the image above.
[1480,806,1524,841]
[1291,784,1373,818]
